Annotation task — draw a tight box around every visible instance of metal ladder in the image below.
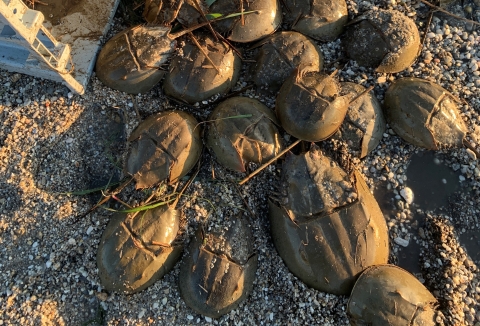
[0,0,84,94]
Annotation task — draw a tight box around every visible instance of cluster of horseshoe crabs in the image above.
[93,0,479,323]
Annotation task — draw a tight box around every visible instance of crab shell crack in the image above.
[383,77,468,150]
[126,110,202,188]
[206,97,283,172]
[347,264,437,326]
[95,25,176,94]
[97,206,183,294]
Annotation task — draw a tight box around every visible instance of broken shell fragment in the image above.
[334,82,386,158]
[251,31,324,93]
[206,97,283,172]
[163,33,241,104]
[269,148,389,295]
[179,217,257,318]
[125,110,202,188]
[97,205,183,294]
[348,265,437,326]
[284,0,348,41]
[384,77,468,150]
[96,25,176,94]
[276,71,350,142]
[343,9,420,73]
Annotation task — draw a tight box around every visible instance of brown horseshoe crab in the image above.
[125,110,202,189]
[384,77,472,152]
[276,71,351,142]
[347,264,438,325]
[179,216,258,318]
[343,9,420,73]
[163,33,241,104]
[97,204,183,294]
[333,82,386,158]
[95,25,176,94]
[269,146,389,295]
[251,31,324,93]
[283,0,349,42]
[206,96,283,172]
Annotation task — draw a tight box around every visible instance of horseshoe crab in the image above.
[283,0,348,41]
[125,110,202,189]
[163,33,241,104]
[251,31,324,93]
[343,9,420,73]
[383,77,469,150]
[276,71,351,142]
[179,216,257,318]
[97,205,183,294]
[95,25,176,94]
[269,147,389,295]
[206,97,283,172]
[333,82,386,158]
[348,265,437,325]
[209,0,282,43]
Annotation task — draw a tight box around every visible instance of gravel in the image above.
[0,0,479,325]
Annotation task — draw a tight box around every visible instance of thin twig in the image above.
[193,0,218,41]
[232,182,257,219]
[239,139,301,185]
[130,95,141,122]
[418,0,480,26]
[172,152,203,209]
[349,85,375,105]
[188,32,220,73]
[240,0,245,26]
[418,10,434,58]
[124,34,142,71]
[133,1,145,11]
[215,31,243,59]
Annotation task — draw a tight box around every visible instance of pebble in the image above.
[400,187,414,204]
[394,237,410,247]
[86,226,94,235]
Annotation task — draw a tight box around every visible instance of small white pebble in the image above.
[394,237,410,247]
[466,148,476,160]
[400,187,414,204]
